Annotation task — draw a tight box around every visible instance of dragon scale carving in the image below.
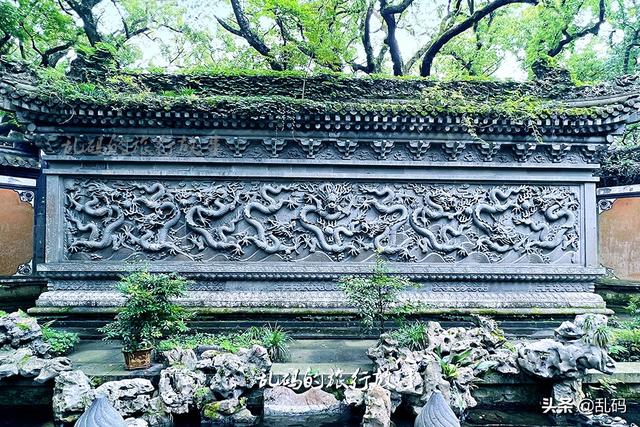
[63,180,581,264]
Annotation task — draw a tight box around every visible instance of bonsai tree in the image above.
[339,255,417,335]
[100,270,190,368]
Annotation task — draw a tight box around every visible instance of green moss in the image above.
[15,322,30,331]
[31,66,598,123]
[203,401,222,419]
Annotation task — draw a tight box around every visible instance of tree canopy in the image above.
[0,0,637,81]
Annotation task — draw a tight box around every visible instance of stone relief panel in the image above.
[35,134,600,165]
[63,179,581,264]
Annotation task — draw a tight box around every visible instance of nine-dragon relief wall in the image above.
[34,134,606,312]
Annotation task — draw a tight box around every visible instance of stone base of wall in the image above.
[31,289,610,319]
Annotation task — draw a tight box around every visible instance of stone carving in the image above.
[513,143,537,162]
[33,133,600,165]
[74,397,126,427]
[414,391,460,427]
[597,198,615,213]
[64,180,581,264]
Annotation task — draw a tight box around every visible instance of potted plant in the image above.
[100,270,190,370]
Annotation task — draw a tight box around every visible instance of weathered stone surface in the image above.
[0,311,53,358]
[264,386,345,415]
[368,317,514,416]
[486,348,519,375]
[95,379,155,418]
[141,396,172,427]
[230,408,258,425]
[124,419,149,427]
[587,414,633,427]
[74,396,126,427]
[158,366,206,414]
[206,345,271,399]
[53,370,94,422]
[414,391,460,427]
[343,388,365,406]
[517,315,615,381]
[18,354,44,378]
[163,348,197,371]
[552,379,584,405]
[362,384,391,427]
[216,398,243,415]
[0,311,41,347]
[34,357,73,383]
[202,397,257,425]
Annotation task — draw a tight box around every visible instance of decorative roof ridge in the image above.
[0,60,637,137]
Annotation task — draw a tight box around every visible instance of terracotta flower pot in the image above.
[123,348,152,370]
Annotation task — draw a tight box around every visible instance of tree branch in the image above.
[0,32,11,52]
[216,17,244,37]
[353,2,378,73]
[380,0,414,75]
[41,41,75,66]
[64,0,103,46]
[420,0,538,76]
[547,0,606,57]
[217,0,284,70]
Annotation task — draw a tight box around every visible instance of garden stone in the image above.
[207,345,272,399]
[517,324,615,380]
[486,348,520,375]
[29,339,52,358]
[142,396,172,427]
[195,345,225,357]
[95,379,155,418]
[19,355,45,377]
[216,398,243,415]
[53,370,95,422]
[0,347,32,379]
[159,366,206,414]
[362,384,392,427]
[0,311,42,348]
[263,386,346,415]
[369,337,423,397]
[552,379,584,407]
[231,408,258,425]
[414,391,460,427]
[125,419,149,427]
[587,414,633,427]
[74,396,126,427]
[343,388,365,406]
[163,348,198,370]
[34,356,73,383]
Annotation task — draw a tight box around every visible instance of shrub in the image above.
[42,323,79,356]
[610,328,640,361]
[100,270,191,352]
[390,322,430,350]
[157,325,292,362]
[339,255,418,334]
[261,324,291,362]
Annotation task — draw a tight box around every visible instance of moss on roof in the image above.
[29,66,605,120]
